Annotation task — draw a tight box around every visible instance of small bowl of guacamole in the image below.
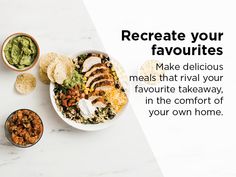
[1,33,40,71]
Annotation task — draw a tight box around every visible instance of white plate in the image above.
[49,50,129,131]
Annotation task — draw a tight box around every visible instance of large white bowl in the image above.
[49,50,129,131]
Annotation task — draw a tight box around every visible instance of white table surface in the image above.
[0,0,162,176]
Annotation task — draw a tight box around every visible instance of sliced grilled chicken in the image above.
[93,102,106,108]
[82,56,101,73]
[95,85,114,91]
[91,90,106,97]
[91,97,105,103]
[88,96,101,102]
[92,97,107,108]
[84,64,108,77]
[86,73,112,88]
[91,79,114,89]
[88,96,107,108]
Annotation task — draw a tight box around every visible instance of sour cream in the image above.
[78,98,96,119]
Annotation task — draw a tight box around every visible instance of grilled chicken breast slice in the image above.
[88,96,107,108]
[82,56,101,73]
[84,63,109,78]
[86,73,112,88]
[91,79,114,89]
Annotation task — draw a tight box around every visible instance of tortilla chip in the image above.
[59,56,74,79]
[39,53,75,84]
[39,68,50,84]
[54,62,67,84]
[15,73,36,95]
[39,52,59,73]
[47,59,59,82]
[139,59,165,85]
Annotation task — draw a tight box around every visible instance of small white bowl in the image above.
[49,50,128,131]
[1,33,40,72]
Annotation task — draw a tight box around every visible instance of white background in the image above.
[84,0,236,177]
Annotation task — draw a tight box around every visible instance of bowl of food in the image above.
[46,50,128,131]
[5,109,44,148]
[1,33,40,72]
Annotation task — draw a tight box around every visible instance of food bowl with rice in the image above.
[46,50,129,131]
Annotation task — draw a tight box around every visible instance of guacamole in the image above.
[4,35,38,69]
[63,70,83,88]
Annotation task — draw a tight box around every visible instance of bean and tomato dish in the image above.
[5,109,43,147]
